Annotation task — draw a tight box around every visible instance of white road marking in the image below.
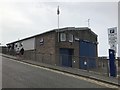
[4,57,119,88]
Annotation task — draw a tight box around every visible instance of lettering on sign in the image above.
[108,27,117,52]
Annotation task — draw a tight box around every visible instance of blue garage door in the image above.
[79,40,96,69]
[59,48,73,67]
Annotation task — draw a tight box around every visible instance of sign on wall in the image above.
[40,38,44,45]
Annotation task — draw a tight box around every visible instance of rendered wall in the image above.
[14,38,35,52]
[22,38,35,51]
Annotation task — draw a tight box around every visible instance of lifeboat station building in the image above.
[7,27,98,69]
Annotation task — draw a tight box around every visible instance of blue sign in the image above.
[109,49,117,77]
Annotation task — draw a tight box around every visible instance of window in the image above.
[68,34,73,42]
[60,33,66,41]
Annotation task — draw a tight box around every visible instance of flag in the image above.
[57,6,60,15]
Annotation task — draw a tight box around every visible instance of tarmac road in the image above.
[2,56,107,88]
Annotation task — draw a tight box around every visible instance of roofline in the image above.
[6,29,55,45]
[55,27,97,36]
[6,27,97,45]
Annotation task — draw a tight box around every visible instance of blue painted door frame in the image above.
[59,48,73,67]
[79,40,96,69]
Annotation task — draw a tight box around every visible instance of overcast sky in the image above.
[0,0,119,56]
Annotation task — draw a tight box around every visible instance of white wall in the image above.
[22,38,35,51]
[14,37,35,52]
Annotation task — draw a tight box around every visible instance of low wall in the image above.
[23,50,35,61]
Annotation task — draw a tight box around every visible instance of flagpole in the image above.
[57,6,60,42]
[58,9,59,42]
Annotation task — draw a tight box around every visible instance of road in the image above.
[2,56,108,88]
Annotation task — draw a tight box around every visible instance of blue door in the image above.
[79,41,89,69]
[59,48,73,67]
[88,42,96,68]
[79,40,96,69]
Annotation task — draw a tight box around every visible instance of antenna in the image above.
[87,19,90,27]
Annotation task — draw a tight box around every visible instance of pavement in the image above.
[1,53,119,87]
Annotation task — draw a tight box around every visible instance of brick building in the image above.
[7,27,98,69]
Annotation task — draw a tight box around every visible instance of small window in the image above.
[68,34,73,42]
[60,33,66,41]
